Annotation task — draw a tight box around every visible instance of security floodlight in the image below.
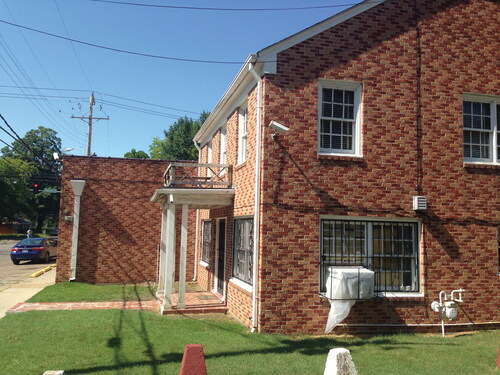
[269,121,289,134]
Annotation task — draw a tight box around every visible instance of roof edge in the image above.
[194,54,259,145]
[258,0,386,74]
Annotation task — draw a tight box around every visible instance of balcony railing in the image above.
[163,162,233,189]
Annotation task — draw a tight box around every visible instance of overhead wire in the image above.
[89,0,372,12]
[0,18,253,64]
[54,0,94,90]
[0,38,85,145]
[0,85,201,115]
[0,113,59,174]
[0,1,87,142]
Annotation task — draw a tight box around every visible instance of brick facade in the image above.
[56,156,196,284]
[196,0,500,334]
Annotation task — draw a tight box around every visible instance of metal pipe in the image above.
[249,62,263,333]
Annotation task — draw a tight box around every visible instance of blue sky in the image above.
[0,0,361,157]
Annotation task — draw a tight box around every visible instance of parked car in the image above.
[10,237,58,265]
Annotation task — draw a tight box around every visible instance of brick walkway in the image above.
[7,300,159,314]
[6,291,227,315]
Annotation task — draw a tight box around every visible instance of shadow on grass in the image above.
[63,300,458,375]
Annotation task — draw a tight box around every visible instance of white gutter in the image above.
[249,63,263,332]
[70,180,86,281]
[194,55,258,146]
[192,140,202,281]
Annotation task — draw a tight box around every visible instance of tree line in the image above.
[0,112,209,232]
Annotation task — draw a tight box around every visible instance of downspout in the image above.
[249,62,263,333]
[192,140,202,281]
[69,180,86,281]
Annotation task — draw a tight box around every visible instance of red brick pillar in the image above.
[179,344,207,375]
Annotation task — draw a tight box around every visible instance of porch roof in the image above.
[150,187,234,209]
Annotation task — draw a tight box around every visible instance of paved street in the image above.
[0,240,56,292]
[0,240,56,318]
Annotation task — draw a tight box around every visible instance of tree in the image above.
[149,111,210,160]
[0,158,37,220]
[124,149,149,159]
[0,126,62,231]
[1,126,61,176]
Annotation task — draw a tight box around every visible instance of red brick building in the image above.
[56,156,197,285]
[58,0,499,335]
[192,0,499,334]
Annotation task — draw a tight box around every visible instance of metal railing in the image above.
[163,162,233,188]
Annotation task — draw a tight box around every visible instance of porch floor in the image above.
[157,290,227,315]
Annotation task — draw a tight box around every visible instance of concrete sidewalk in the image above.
[0,268,56,318]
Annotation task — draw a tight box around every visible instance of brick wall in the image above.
[56,156,196,284]
[196,85,258,327]
[255,0,500,334]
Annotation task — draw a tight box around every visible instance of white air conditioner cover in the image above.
[325,267,375,333]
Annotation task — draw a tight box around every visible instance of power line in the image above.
[99,93,201,115]
[90,0,366,11]
[54,0,94,90]
[0,18,251,64]
[0,84,90,93]
[0,92,87,101]
[0,85,202,116]
[98,99,189,119]
[0,113,59,174]
[0,37,85,144]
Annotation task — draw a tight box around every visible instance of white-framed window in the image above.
[220,124,227,165]
[207,140,212,177]
[232,217,253,285]
[201,220,212,263]
[238,104,248,164]
[320,218,420,293]
[463,94,499,164]
[318,80,362,156]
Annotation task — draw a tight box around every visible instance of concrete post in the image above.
[158,204,168,294]
[70,180,85,281]
[162,202,175,312]
[178,204,188,309]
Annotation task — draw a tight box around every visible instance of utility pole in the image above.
[71,92,109,156]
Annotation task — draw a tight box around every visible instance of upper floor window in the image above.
[318,80,362,156]
[207,140,212,176]
[463,95,499,164]
[238,104,247,165]
[220,124,227,165]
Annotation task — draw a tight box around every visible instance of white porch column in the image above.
[70,180,85,281]
[157,204,168,294]
[178,204,188,309]
[162,200,176,312]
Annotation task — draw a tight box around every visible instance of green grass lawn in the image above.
[27,281,203,303]
[0,310,497,375]
[6,283,498,374]
[27,282,158,303]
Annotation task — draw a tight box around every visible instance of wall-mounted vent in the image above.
[413,196,427,211]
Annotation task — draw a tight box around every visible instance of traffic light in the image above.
[33,183,39,194]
